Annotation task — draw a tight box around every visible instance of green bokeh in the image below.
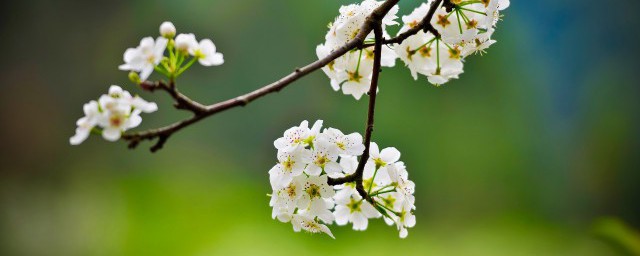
[1,0,638,255]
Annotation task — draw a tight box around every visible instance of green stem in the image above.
[176,58,198,77]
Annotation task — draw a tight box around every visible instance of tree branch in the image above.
[123,0,446,152]
[139,80,208,114]
[122,0,402,152]
[363,0,443,48]
[327,23,384,208]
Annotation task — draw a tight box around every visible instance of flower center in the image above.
[437,15,451,28]
[347,197,362,213]
[306,184,321,199]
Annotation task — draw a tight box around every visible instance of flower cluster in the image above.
[71,22,224,145]
[119,21,224,82]
[318,0,510,92]
[268,120,416,238]
[317,0,399,100]
[69,85,157,145]
[396,0,509,85]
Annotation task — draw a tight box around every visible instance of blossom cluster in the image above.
[69,85,157,145]
[268,120,416,238]
[317,0,510,95]
[71,22,224,145]
[316,0,399,100]
[119,21,224,82]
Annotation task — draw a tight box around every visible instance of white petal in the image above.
[102,127,121,141]
[351,213,368,231]
[380,147,401,163]
[69,127,90,145]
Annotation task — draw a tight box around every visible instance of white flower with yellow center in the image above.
[291,213,335,239]
[118,37,168,81]
[338,51,373,100]
[274,120,323,153]
[322,127,365,157]
[306,138,340,176]
[297,175,335,214]
[71,85,157,144]
[334,193,380,230]
[69,100,100,145]
[189,39,224,66]
[269,149,311,189]
[269,177,303,222]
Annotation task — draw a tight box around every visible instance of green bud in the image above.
[128,72,141,85]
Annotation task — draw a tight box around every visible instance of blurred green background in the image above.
[1,0,639,255]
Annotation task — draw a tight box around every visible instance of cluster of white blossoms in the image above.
[119,21,224,82]
[317,0,399,100]
[71,22,224,145]
[318,0,510,94]
[69,85,157,145]
[269,120,416,238]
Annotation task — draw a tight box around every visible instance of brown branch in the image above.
[328,23,384,208]
[362,0,443,48]
[122,0,401,152]
[139,80,207,114]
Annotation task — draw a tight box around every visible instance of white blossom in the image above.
[70,85,157,144]
[175,33,198,52]
[189,39,224,66]
[118,37,168,81]
[268,120,417,238]
[306,139,341,176]
[274,120,323,153]
[269,150,311,189]
[334,193,380,230]
[323,127,365,156]
[291,213,335,239]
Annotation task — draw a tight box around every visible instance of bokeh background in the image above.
[1,0,639,255]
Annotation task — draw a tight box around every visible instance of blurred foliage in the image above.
[1,0,639,255]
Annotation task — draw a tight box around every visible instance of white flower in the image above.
[305,139,341,176]
[118,37,168,81]
[368,142,401,170]
[175,33,198,52]
[316,44,343,91]
[69,100,100,145]
[70,85,157,144]
[291,213,335,239]
[395,31,437,80]
[297,175,335,210]
[396,204,416,238]
[159,21,176,38]
[269,150,311,189]
[338,51,373,100]
[334,193,380,230]
[270,177,303,222]
[322,128,365,156]
[425,39,464,86]
[386,162,416,209]
[274,120,323,153]
[189,39,224,66]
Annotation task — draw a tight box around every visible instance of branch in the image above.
[327,23,384,208]
[122,0,401,152]
[362,0,443,48]
[139,80,207,114]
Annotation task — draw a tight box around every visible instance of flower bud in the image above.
[128,72,141,84]
[159,21,176,38]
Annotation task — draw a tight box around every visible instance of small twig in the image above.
[375,0,443,47]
